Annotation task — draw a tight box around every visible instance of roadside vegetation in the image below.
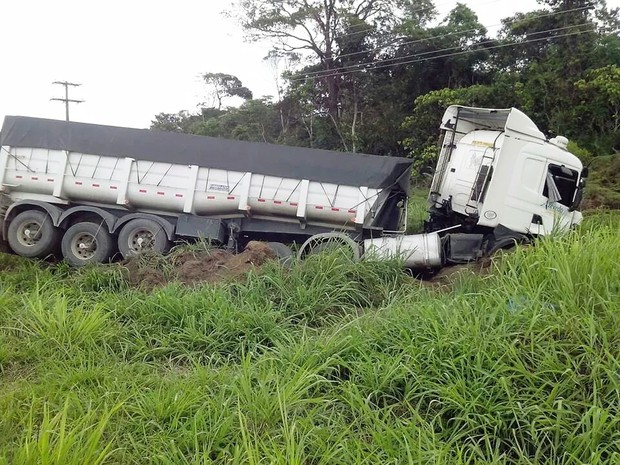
[581,154,620,210]
[153,1,619,179]
[2,0,617,461]
[0,208,618,464]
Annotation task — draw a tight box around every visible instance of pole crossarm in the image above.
[51,81,84,121]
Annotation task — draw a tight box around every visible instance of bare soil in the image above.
[123,241,276,290]
[420,255,496,290]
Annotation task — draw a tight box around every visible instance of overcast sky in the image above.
[1,0,616,129]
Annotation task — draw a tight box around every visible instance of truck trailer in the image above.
[0,106,586,268]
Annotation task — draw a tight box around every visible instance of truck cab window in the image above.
[543,164,578,207]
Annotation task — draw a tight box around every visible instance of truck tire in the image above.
[485,237,528,256]
[297,233,361,261]
[483,232,530,257]
[61,222,115,267]
[7,210,60,258]
[118,218,170,258]
[266,242,294,267]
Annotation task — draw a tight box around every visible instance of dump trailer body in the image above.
[0,116,412,238]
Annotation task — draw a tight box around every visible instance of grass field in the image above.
[0,210,619,464]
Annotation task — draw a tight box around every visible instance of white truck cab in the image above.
[427,106,585,236]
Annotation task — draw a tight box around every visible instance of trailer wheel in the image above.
[266,242,294,267]
[61,222,115,266]
[297,233,361,261]
[118,218,170,258]
[7,210,60,258]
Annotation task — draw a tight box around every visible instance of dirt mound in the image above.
[123,241,277,290]
[175,241,276,285]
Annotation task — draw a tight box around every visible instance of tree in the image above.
[150,108,226,134]
[491,0,616,135]
[350,4,490,156]
[150,111,201,133]
[221,98,282,142]
[574,65,620,151]
[233,0,435,124]
[151,0,618,165]
[394,3,490,89]
[202,72,253,110]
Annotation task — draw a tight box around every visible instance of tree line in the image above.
[151,0,619,175]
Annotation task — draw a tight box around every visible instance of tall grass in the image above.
[0,397,119,465]
[0,212,618,464]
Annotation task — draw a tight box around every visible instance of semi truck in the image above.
[0,106,586,268]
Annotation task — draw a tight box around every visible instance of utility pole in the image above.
[51,81,84,121]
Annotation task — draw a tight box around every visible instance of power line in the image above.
[292,22,595,81]
[51,81,84,121]
[384,28,603,70]
[328,5,592,64]
[279,1,590,62]
[309,27,596,81]
[330,0,503,39]
[291,26,599,82]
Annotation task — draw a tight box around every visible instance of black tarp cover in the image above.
[1,116,412,191]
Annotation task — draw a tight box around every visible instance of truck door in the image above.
[441,140,495,216]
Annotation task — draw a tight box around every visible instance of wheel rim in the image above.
[16,221,43,247]
[129,228,155,252]
[70,233,98,261]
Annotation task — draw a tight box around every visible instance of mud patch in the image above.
[123,241,277,290]
[418,255,497,290]
[430,263,479,287]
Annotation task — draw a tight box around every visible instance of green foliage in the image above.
[150,110,204,133]
[236,0,435,132]
[151,1,620,176]
[566,140,594,165]
[5,398,119,465]
[495,2,618,147]
[574,65,620,152]
[151,108,225,134]
[406,187,429,233]
[582,154,620,210]
[202,72,253,110]
[1,213,619,463]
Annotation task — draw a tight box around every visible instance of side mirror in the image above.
[570,184,584,212]
[581,167,589,179]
